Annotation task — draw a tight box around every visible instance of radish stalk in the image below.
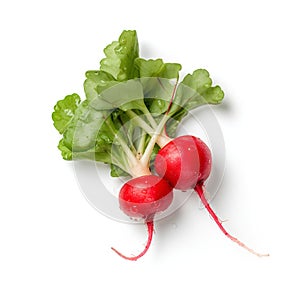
[139,80,178,167]
[106,114,152,177]
[136,129,146,159]
[125,110,171,148]
[140,113,170,167]
[141,108,159,130]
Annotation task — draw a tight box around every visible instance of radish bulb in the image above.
[111,175,173,261]
[155,135,269,257]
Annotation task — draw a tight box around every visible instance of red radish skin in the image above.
[118,175,174,219]
[111,175,173,261]
[155,135,269,257]
[155,135,211,190]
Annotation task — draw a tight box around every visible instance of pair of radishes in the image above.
[111,135,269,260]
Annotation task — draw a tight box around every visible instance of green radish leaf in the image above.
[100,30,139,81]
[135,58,181,79]
[52,93,81,134]
[173,69,224,112]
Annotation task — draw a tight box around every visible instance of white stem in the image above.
[140,114,170,167]
[130,163,152,178]
[156,134,172,148]
[136,130,146,159]
[126,110,171,148]
[114,134,139,169]
[143,109,158,129]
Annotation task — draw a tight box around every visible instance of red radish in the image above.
[155,135,211,190]
[155,135,269,257]
[111,175,173,261]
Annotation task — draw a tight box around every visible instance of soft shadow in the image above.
[140,43,156,58]
[215,97,233,114]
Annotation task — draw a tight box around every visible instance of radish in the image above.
[155,135,269,257]
[54,29,266,260]
[111,175,173,261]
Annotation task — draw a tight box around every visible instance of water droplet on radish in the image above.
[131,205,138,213]
[153,202,160,209]
[204,189,210,199]
[172,223,177,229]
[130,216,142,222]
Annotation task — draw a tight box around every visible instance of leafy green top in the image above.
[52,30,224,177]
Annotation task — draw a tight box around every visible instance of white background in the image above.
[1,0,299,299]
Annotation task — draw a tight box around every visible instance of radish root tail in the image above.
[194,183,269,257]
[111,221,154,261]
